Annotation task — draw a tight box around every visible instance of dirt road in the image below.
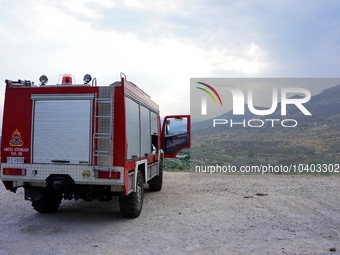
[0,172,340,255]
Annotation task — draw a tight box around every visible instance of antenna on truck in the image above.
[120,72,126,79]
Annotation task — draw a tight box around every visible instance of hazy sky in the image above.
[0,0,339,121]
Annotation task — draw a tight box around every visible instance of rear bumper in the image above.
[0,163,124,186]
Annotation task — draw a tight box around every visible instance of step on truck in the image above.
[0,73,190,218]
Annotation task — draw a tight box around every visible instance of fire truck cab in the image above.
[0,73,190,218]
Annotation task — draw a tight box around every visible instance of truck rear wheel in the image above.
[149,159,163,191]
[119,171,144,218]
[32,187,62,213]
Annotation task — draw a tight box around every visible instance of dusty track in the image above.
[0,172,339,255]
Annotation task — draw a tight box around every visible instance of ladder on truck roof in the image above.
[93,95,113,169]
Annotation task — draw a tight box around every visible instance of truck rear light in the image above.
[3,168,26,176]
[96,170,120,179]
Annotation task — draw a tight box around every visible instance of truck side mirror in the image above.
[165,120,171,135]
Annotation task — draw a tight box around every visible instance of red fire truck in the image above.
[0,73,190,218]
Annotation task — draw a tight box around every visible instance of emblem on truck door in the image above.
[9,129,24,147]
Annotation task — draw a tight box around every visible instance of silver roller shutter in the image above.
[32,99,91,165]
[125,97,140,160]
[140,106,151,156]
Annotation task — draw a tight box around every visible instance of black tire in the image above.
[149,159,163,191]
[32,187,62,213]
[119,171,144,218]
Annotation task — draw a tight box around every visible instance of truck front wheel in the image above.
[31,187,62,213]
[119,171,144,218]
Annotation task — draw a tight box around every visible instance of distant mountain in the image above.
[190,84,340,166]
[270,84,340,127]
[191,105,268,132]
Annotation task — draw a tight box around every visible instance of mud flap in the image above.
[24,185,44,201]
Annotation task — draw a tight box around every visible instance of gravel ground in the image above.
[0,172,340,255]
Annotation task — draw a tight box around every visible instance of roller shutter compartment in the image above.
[32,100,91,165]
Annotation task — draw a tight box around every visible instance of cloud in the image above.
[206,43,268,74]
[0,0,213,117]
[0,0,340,124]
